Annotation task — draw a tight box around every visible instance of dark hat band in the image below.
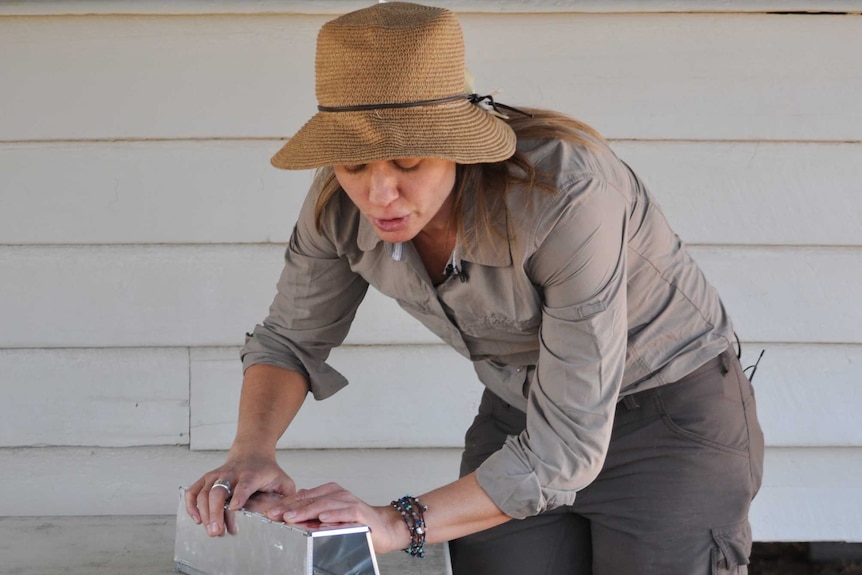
[318,93,532,119]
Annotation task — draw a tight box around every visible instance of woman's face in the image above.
[333,158,457,243]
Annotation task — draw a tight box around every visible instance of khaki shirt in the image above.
[241,136,734,519]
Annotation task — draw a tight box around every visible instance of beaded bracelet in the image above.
[391,495,428,558]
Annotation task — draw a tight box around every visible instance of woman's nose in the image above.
[367,165,399,207]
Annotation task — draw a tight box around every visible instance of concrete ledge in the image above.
[0,515,450,575]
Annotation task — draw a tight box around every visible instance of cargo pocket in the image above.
[711,521,752,574]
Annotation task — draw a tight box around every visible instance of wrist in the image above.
[390,495,429,558]
[374,505,410,553]
[380,504,412,553]
[227,438,276,460]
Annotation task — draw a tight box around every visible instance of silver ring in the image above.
[211,479,232,496]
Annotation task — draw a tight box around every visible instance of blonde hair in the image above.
[313,107,605,249]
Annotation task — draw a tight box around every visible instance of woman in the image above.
[185,3,764,573]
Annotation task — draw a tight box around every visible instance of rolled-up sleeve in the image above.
[476,177,629,518]
[241,185,369,400]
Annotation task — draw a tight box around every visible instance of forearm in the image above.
[418,472,511,545]
[264,468,511,553]
[230,364,309,457]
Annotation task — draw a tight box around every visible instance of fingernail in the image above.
[207,523,219,536]
[284,511,297,519]
[192,515,201,525]
[267,508,283,518]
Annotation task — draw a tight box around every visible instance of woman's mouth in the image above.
[372,216,409,232]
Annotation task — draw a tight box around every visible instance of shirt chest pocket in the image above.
[456,313,541,338]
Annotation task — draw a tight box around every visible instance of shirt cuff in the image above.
[240,326,348,400]
[475,437,578,519]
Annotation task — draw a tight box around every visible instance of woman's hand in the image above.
[184,452,297,537]
[261,482,411,554]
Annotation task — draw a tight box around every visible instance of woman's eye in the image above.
[341,164,367,174]
[393,160,421,172]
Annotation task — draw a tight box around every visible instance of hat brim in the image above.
[271,99,516,170]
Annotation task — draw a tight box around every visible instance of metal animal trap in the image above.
[174,488,380,575]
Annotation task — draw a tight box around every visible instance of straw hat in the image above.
[270,2,517,170]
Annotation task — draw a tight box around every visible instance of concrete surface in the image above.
[0,515,450,575]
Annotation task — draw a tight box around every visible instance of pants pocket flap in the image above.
[711,521,752,568]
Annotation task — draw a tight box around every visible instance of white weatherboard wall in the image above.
[1,1,861,544]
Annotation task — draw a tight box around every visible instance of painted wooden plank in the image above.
[0,244,430,348]
[612,141,862,247]
[0,339,852,450]
[190,342,862,449]
[738,343,862,447]
[0,342,851,452]
[1,445,859,541]
[0,446,464,516]
[0,348,189,447]
[462,13,862,142]
[2,0,859,16]
[691,246,862,344]
[0,14,324,141]
[1,14,861,141]
[0,0,371,15]
[190,345,483,450]
[0,141,310,245]
[0,245,859,348]
[750,447,862,541]
[2,141,860,246]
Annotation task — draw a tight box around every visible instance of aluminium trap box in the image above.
[174,489,380,575]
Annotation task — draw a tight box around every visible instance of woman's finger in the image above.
[184,477,205,524]
[196,481,213,528]
[317,506,364,525]
[225,504,239,535]
[207,478,233,536]
[226,477,253,512]
[278,483,365,523]
[285,482,344,506]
